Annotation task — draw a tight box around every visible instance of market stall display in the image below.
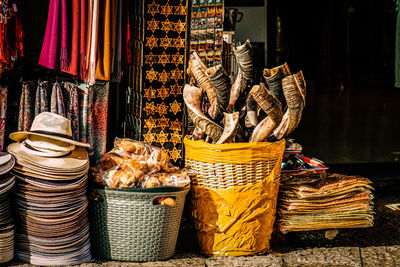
[89,139,190,261]
[0,152,15,264]
[7,112,92,266]
[277,171,374,233]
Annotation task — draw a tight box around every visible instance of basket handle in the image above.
[152,196,176,207]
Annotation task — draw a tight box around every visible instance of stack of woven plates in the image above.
[6,112,92,265]
[0,152,16,264]
[277,172,374,233]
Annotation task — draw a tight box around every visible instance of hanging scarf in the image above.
[64,82,80,140]
[60,0,68,71]
[95,0,111,81]
[112,0,122,83]
[38,0,60,69]
[125,5,131,64]
[18,82,33,131]
[50,82,66,116]
[35,81,49,116]
[80,0,87,79]
[85,0,99,85]
[0,86,8,151]
[63,0,80,76]
[92,81,110,162]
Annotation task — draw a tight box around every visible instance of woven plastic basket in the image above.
[184,137,285,256]
[89,186,189,262]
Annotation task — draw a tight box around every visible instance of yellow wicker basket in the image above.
[184,137,286,256]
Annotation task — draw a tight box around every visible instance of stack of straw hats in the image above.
[7,112,92,265]
[0,152,15,264]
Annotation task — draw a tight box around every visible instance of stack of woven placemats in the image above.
[0,152,16,264]
[277,172,374,233]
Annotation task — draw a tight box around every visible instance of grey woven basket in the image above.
[89,186,189,262]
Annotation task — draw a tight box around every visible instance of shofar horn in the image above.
[216,112,240,144]
[206,64,230,110]
[269,110,290,140]
[189,52,219,119]
[249,83,283,142]
[192,126,205,141]
[245,94,258,128]
[263,62,291,106]
[227,39,253,112]
[183,84,223,142]
[282,71,306,136]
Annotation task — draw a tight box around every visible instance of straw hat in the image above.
[9,112,90,148]
[0,152,15,176]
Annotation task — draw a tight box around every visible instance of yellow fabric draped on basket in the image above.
[185,137,285,256]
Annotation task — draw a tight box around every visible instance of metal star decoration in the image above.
[143,102,156,115]
[147,0,159,17]
[146,68,158,83]
[169,100,182,115]
[156,102,169,116]
[143,130,156,144]
[147,18,159,33]
[160,3,173,17]
[170,131,183,146]
[161,19,173,34]
[143,86,157,101]
[158,70,170,84]
[171,54,184,66]
[158,51,170,66]
[157,85,170,100]
[169,83,182,97]
[170,118,183,132]
[169,147,182,161]
[170,68,183,82]
[174,20,186,34]
[156,131,169,146]
[159,36,172,50]
[145,52,157,67]
[172,36,185,49]
[174,4,187,15]
[144,117,157,131]
[146,35,158,50]
[157,115,170,130]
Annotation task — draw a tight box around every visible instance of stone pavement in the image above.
[9,246,400,267]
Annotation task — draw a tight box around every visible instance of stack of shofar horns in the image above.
[184,39,306,144]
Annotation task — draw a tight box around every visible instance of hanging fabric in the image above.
[38,0,60,69]
[50,82,66,116]
[92,81,110,162]
[64,82,80,141]
[0,86,8,151]
[63,0,80,76]
[35,81,50,116]
[112,0,122,83]
[60,0,68,71]
[18,82,33,131]
[80,0,87,79]
[95,0,112,81]
[86,0,100,85]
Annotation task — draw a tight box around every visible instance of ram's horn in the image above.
[183,84,223,142]
[282,71,306,135]
[263,62,291,106]
[249,116,277,142]
[227,40,253,112]
[245,94,258,128]
[189,52,219,119]
[206,64,230,110]
[192,126,205,141]
[216,112,240,144]
[267,110,290,141]
[250,83,283,124]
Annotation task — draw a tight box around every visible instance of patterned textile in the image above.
[79,84,90,144]
[35,81,49,116]
[50,82,66,116]
[63,82,79,141]
[92,81,109,163]
[0,86,7,151]
[18,82,34,131]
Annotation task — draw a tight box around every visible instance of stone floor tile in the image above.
[360,246,400,267]
[205,254,283,267]
[282,247,362,267]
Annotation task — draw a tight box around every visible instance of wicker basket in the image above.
[184,137,285,256]
[89,186,189,262]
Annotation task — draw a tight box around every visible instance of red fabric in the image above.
[80,0,87,79]
[63,0,80,76]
